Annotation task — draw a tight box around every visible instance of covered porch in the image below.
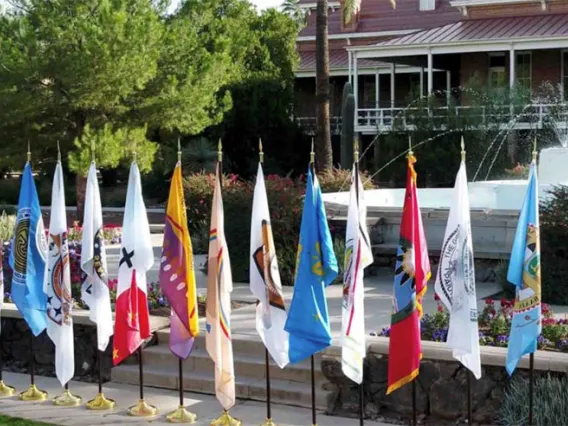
[348,14,568,134]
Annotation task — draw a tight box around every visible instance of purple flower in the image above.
[379,327,390,337]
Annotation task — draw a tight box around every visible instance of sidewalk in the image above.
[0,372,392,426]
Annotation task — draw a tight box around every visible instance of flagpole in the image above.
[166,138,198,424]
[258,139,276,426]
[210,140,241,426]
[528,138,537,426]
[309,138,318,426]
[19,146,47,402]
[408,135,418,426]
[352,136,365,426]
[0,239,15,397]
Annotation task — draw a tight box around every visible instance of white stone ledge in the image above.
[322,336,568,373]
[0,303,170,332]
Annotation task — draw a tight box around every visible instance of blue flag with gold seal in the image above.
[506,160,541,375]
[9,163,48,336]
[285,167,338,364]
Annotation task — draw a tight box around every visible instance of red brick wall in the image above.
[468,0,568,19]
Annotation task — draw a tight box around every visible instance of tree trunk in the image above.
[75,173,87,225]
[315,0,333,171]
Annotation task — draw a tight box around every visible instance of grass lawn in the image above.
[0,415,54,425]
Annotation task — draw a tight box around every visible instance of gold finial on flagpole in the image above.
[461,135,466,163]
[532,135,538,162]
[408,134,413,157]
[259,138,264,165]
[354,136,359,163]
[218,139,223,163]
[57,141,61,163]
[310,138,315,164]
[27,141,31,163]
[177,137,182,163]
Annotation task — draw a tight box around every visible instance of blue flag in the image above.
[9,163,48,336]
[285,167,338,364]
[506,160,541,375]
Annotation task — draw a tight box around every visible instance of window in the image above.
[516,52,531,91]
[419,0,435,11]
[563,51,568,99]
[488,53,506,91]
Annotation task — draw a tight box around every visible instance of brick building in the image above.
[295,0,568,135]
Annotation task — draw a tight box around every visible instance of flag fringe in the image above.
[386,367,419,395]
[415,271,431,318]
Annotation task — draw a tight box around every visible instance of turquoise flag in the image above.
[506,160,541,375]
[9,163,48,336]
[285,167,338,364]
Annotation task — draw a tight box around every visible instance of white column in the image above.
[509,48,516,89]
[561,50,565,101]
[375,69,380,108]
[354,53,358,122]
[427,51,434,95]
[446,70,451,105]
[390,63,396,109]
[348,51,353,84]
[419,67,424,97]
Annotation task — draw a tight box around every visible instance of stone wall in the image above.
[0,317,113,382]
[321,338,567,425]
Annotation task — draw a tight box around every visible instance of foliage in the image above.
[281,0,306,26]
[540,185,568,304]
[503,163,530,179]
[317,168,376,193]
[182,138,218,174]
[376,298,568,352]
[0,415,54,426]
[498,374,568,426]
[0,211,15,242]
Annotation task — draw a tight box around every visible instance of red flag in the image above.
[387,155,430,394]
[113,270,150,365]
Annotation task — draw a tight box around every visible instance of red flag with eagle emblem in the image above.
[113,163,154,365]
[387,154,430,394]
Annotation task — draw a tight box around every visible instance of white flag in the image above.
[43,162,74,386]
[205,164,235,410]
[434,161,481,379]
[250,163,289,369]
[81,163,113,352]
[341,168,372,384]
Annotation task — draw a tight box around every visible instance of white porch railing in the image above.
[355,104,568,133]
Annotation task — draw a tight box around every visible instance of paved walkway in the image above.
[0,372,391,426]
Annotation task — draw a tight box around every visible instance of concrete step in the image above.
[111,363,329,410]
[141,344,326,385]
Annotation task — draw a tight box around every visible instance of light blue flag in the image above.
[506,160,541,376]
[285,167,338,364]
[9,163,48,336]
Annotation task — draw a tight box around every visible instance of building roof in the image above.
[298,0,461,39]
[372,13,568,47]
[298,50,377,72]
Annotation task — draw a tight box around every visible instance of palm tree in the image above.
[282,0,306,26]
[314,0,396,171]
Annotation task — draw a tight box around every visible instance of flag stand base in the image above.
[167,405,197,423]
[210,410,241,426]
[19,384,48,401]
[260,418,277,426]
[0,380,15,397]
[127,399,158,417]
[86,393,116,410]
[53,389,82,406]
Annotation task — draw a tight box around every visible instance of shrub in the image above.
[0,211,15,242]
[317,168,376,193]
[498,374,568,426]
[540,185,568,304]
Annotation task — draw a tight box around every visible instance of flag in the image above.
[160,162,199,360]
[341,168,373,384]
[0,239,4,335]
[250,163,289,369]
[9,163,48,336]
[81,163,113,352]
[43,162,74,386]
[285,167,338,364]
[506,160,541,376]
[387,155,430,394]
[112,163,153,365]
[205,164,235,410]
[434,161,481,379]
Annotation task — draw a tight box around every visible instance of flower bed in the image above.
[375,297,568,352]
